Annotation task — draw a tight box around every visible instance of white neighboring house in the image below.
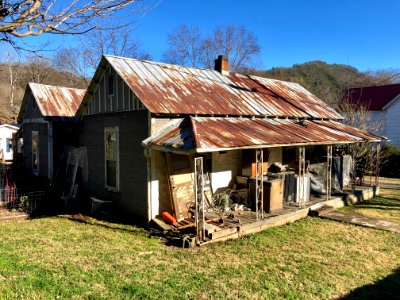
[345,84,400,147]
[0,124,19,161]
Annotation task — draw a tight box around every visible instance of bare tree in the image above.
[339,96,384,179]
[162,24,261,71]
[54,28,151,80]
[3,48,19,108]
[0,0,151,45]
[162,24,203,67]
[205,25,261,71]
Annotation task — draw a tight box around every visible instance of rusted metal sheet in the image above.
[143,117,385,154]
[29,83,86,117]
[102,55,343,119]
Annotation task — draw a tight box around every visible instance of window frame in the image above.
[32,131,39,176]
[104,126,120,191]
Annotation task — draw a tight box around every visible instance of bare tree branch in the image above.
[0,0,153,45]
[162,24,261,71]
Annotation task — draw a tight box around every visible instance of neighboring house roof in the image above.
[18,83,86,122]
[78,55,342,120]
[143,116,384,154]
[344,84,400,111]
[0,124,19,131]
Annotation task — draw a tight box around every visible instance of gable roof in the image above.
[0,124,19,131]
[143,116,385,154]
[344,84,400,111]
[18,83,86,122]
[78,55,342,120]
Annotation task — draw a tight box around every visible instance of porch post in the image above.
[375,143,381,187]
[351,145,357,192]
[194,157,205,244]
[255,149,264,219]
[326,145,332,200]
[298,146,305,206]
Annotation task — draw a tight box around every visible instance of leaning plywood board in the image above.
[166,153,195,222]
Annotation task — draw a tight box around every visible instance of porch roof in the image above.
[142,116,386,154]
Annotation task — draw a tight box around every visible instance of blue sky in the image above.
[14,0,400,71]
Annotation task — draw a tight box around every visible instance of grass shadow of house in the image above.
[341,267,400,299]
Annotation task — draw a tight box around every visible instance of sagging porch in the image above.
[143,116,385,245]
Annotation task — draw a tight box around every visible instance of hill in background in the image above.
[254,61,399,108]
[0,60,87,123]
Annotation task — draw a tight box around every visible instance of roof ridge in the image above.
[28,82,86,92]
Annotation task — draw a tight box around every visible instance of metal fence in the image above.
[0,188,45,214]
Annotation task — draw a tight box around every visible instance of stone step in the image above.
[308,205,335,217]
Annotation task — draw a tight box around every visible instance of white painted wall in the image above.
[211,151,240,194]
[384,97,400,147]
[0,125,18,161]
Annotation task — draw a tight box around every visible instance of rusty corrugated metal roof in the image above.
[80,55,343,119]
[143,117,385,154]
[29,83,86,117]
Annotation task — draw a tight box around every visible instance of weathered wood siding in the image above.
[86,66,145,115]
[23,92,44,120]
[80,110,149,222]
[384,96,400,147]
[22,122,49,180]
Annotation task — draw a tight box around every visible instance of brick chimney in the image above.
[214,55,230,75]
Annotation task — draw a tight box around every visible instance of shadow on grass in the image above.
[354,198,400,209]
[341,268,400,299]
[54,214,147,234]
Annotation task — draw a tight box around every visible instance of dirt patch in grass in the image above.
[0,208,27,218]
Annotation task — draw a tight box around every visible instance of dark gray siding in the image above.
[24,93,43,119]
[80,110,149,222]
[87,66,144,115]
[22,122,49,180]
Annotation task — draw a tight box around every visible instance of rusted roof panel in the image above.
[29,83,86,117]
[103,55,343,119]
[143,117,385,154]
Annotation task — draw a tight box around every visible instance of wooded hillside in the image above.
[254,61,399,107]
[0,60,87,123]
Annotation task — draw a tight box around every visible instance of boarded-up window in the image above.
[104,127,119,190]
[32,131,39,175]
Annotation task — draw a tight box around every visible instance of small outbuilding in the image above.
[17,83,86,183]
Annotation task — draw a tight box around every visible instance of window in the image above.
[6,138,11,153]
[107,73,114,96]
[32,131,39,175]
[105,127,119,190]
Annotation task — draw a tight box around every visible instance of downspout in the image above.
[48,121,54,183]
[146,110,153,223]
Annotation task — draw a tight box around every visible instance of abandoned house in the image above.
[76,54,384,242]
[343,83,400,147]
[17,83,86,184]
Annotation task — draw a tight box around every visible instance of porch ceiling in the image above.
[142,116,386,154]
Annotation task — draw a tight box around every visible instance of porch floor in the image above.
[152,185,378,245]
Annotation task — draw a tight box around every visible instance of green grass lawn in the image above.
[0,214,399,299]
[339,188,400,225]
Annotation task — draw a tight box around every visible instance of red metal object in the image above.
[162,211,177,225]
